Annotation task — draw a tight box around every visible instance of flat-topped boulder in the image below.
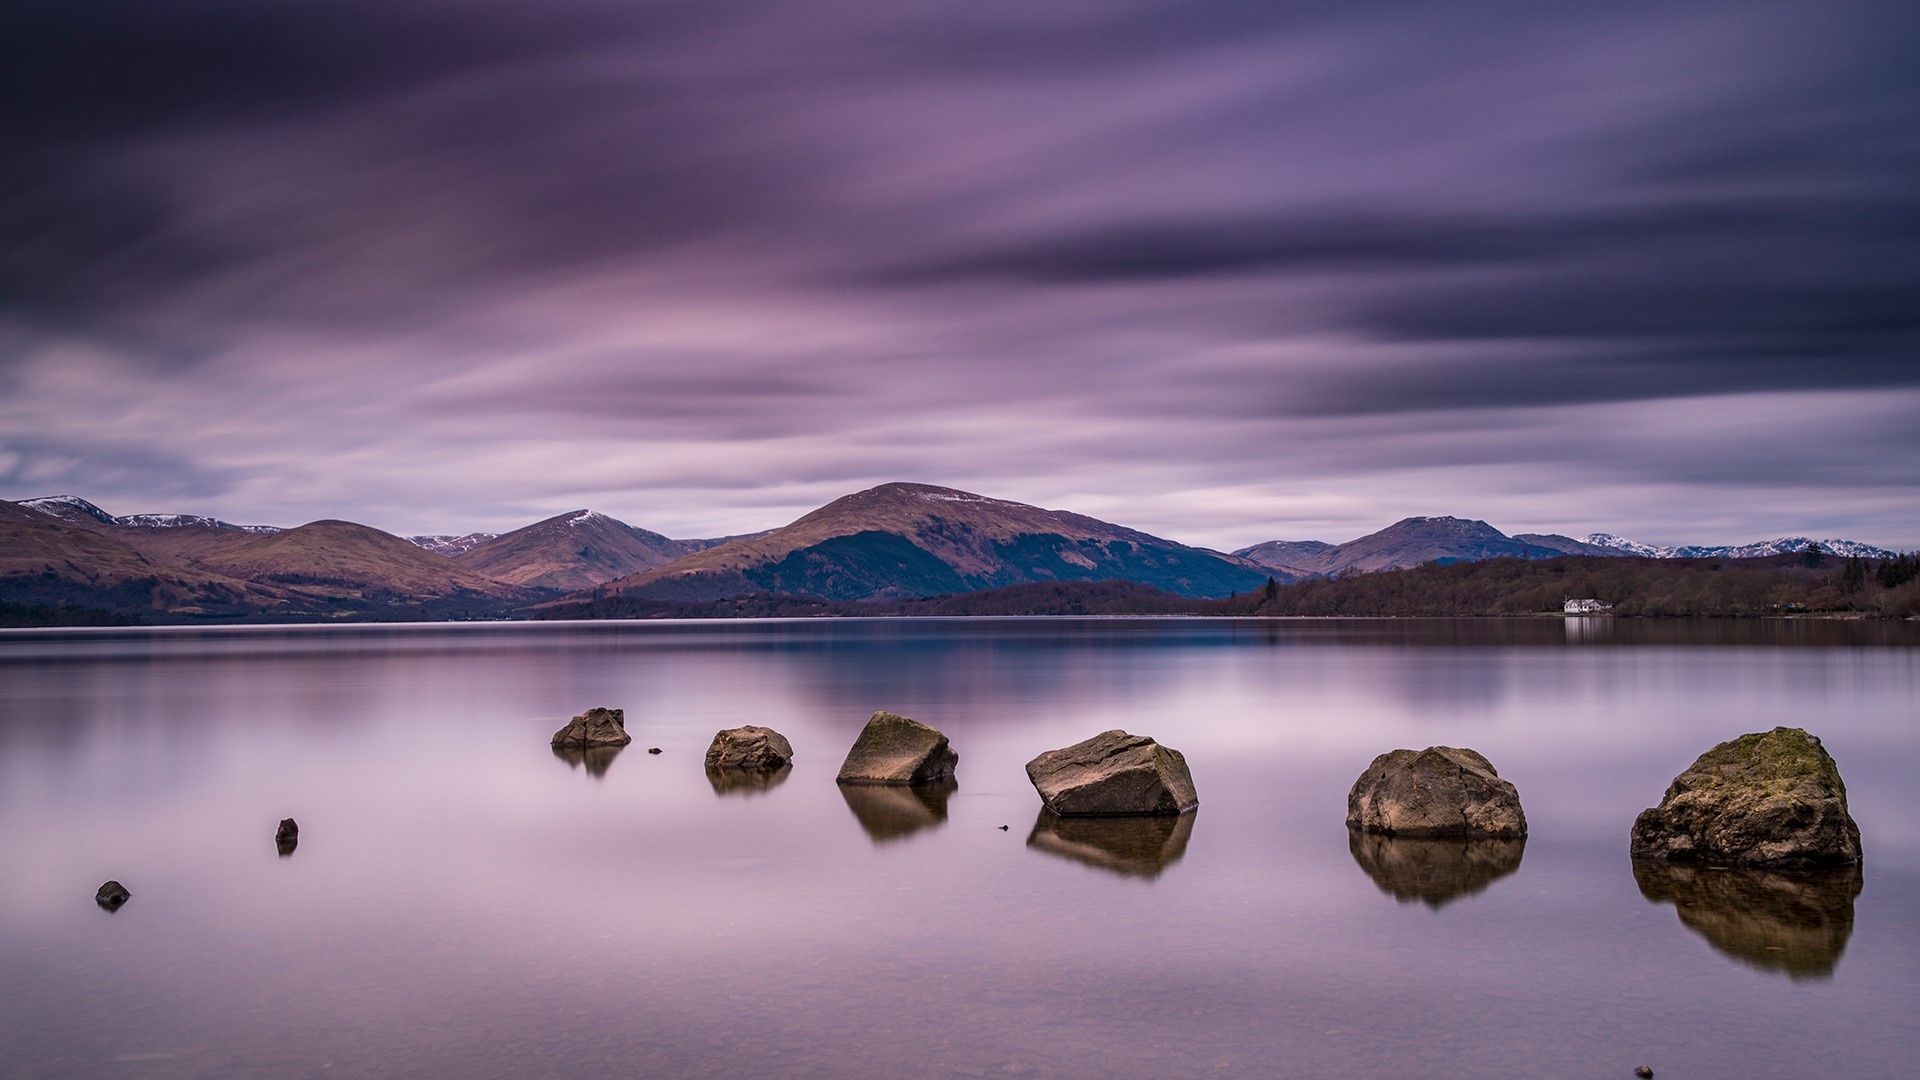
[706,726,795,770]
[1025,730,1197,816]
[836,711,957,785]
[1346,746,1526,838]
[550,707,632,748]
[1631,727,1861,867]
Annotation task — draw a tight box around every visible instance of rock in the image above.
[96,881,130,909]
[276,818,298,844]
[835,711,957,785]
[1630,727,1861,867]
[648,747,663,755]
[839,777,956,842]
[1345,746,1526,838]
[1348,832,1525,908]
[549,706,632,748]
[1024,730,1197,816]
[1635,1068,1654,1079]
[705,726,795,770]
[1633,860,1861,979]
[707,763,792,797]
[1027,809,1196,878]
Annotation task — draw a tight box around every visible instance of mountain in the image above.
[453,510,707,591]
[1282,516,1550,576]
[194,520,529,605]
[0,499,291,617]
[1583,533,1897,560]
[1511,533,1626,558]
[22,495,280,534]
[408,532,497,556]
[588,482,1276,603]
[1233,539,1332,573]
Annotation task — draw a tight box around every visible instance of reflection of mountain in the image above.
[1348,832,1525,908]
[839,777,956,842]
[552,744,624,778]
[1633,860,1862,979]
[1026,810,1195,879]
[706,763,793,797]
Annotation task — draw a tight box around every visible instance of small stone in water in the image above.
[1635,1067,1654,1078]
[96,881,130,909]
[648,747,663,754]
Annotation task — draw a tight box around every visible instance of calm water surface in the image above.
[1,618,1916,1078]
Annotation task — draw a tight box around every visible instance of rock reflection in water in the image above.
[839,777,956,843]
[551,744,623,778]
[706,763,793,797]
[1633,859,1862,979]
[1026,810,1195,879]
[1348,832,1525,908]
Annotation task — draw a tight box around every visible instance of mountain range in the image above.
[1,485,1903,624]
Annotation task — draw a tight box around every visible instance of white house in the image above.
[1563,598,1613,614]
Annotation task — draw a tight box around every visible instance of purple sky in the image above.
[3,0,1916,549]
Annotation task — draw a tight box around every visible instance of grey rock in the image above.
[1027,809,1195,878]
[550,706,632,748]
[96,880,130,909]
[705,726,795,770]
[1024,730,1197,817]
[1346,746,1526,838]
[1630,727,1861,867]
[276,818,298,843]
[835,711,957,785]
[1348,831,1525,908]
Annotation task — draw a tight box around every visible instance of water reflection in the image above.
[839,777,956,843]
[551,744,623,778]
[1026,810,1195,879]
[1633,860,1863,979]
[706,763,793,797]
[1348,832,1526,908]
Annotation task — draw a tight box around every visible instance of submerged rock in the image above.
[1348,832,1526,908]
[1630,727,1861,867]
[835,712,957,785]
[1027,809,1196,878]
[1345,746,1526,838]
[1025,730,1197,816]
[707,762,793,797]
[96,881,130,910]
[840,776,956,842]
[550,707,632,749]
[1633,859,1862,979]
[705,726,795,770]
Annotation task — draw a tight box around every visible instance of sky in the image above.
[2,0,1916,550]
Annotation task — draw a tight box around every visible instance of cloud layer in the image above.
[3,0,1916,548]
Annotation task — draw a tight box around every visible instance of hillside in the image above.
[587,483,1277,602]
[454,510,702,591]
[195,520,528,606]
[0,499,291,617]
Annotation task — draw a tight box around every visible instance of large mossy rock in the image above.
[1025,730,1197,816]
[1346,746,1526,838]
[1630,727,1861,867]
[705,726,795,770]
[550,707,632,748]
[835,711,957,785]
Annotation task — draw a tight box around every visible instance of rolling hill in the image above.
[194,520,528,604]
[588,482,1277,602]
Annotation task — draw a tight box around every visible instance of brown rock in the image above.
[835,711,957,785]
[549,706,632,748]
[1630,727,1861,868]
[96,881,130,909]
[1024,730,1197,816]
[1345,746,1526,838]
[705,726,795,770]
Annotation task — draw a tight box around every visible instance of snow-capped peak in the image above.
[21,496,278,533]
[21,494,118,524]
[1582,533,1895,560]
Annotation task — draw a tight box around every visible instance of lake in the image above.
[1,617,1916,1078]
